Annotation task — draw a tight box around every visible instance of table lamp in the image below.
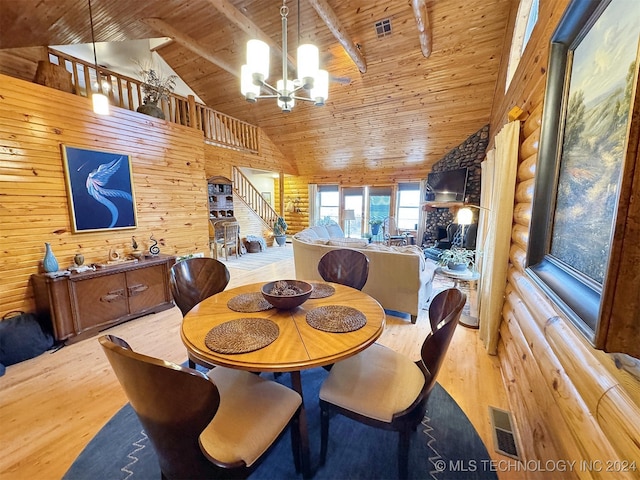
[344,209,356,238]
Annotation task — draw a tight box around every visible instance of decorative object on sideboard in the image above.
[73,253,85,267]
[42,242,59,273]
[136,63,177,119]
[272,217,288,247]
[130,236,143,260]
[149,234,161,256]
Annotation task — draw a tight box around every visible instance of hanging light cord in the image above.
[88,0,99,70]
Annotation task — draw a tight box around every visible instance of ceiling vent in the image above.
[374,18,392,38]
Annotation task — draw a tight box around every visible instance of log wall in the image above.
[488,0,640,475]
[0,73,208,316]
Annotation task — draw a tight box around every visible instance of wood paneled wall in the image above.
[488,0,640,473]
[0,73,208,316]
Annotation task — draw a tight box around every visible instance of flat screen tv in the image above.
[425,167,468,202]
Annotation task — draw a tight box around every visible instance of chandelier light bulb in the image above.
[246,39,270,83]
[241,64,261,101]
[311,69,329,105]
[297,43,319,89]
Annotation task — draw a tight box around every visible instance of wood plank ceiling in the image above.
[0,0,512,178]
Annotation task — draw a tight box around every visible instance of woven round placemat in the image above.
[309,282,336,299]
[205,318,279,354]
[306,305,366,333]
[227,292,273,312]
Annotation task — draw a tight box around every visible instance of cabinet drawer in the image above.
[73,272,129,332]
[126,264,169,314]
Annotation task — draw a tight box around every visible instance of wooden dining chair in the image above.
[218,221,240,260]
[428,287,467,333]
[317,249,370,291]
[318,288,466,479]
[169,257,230,369]
[99,335,303,480]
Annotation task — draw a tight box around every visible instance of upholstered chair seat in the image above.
[201,366,302,468]
[319,343,425,423]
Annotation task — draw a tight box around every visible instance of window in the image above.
[318,185,339,224]
[396,183,420,230]
[505,0,539,91]
[342,187,364,238]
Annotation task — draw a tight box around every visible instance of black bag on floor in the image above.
[0,311,54,376]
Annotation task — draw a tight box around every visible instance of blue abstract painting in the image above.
[62,145,137,232]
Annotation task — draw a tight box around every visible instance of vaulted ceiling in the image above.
[0,0,512,178]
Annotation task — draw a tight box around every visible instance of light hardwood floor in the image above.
[0,251,514,479]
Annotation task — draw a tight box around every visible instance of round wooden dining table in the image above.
[181,280,386,478]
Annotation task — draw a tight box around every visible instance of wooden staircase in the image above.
[231,167,279,231]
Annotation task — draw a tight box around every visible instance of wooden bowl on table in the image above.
[261,280,313,310]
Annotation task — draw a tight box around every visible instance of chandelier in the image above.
[240,0,329,112]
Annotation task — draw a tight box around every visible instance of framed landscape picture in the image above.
[61,145,137,232]
[528,0,640,342]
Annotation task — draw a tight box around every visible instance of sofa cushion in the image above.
[295,229,320,242]
[327,238,369,248]
[325,223,345,238]
[309,225,330,238]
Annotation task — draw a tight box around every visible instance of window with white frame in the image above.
[317,185,339,224]
[396,183,421,230]
[505,0,539,91]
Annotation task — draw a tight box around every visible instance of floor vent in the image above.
[489,406,520,459]
[374,18,392,38]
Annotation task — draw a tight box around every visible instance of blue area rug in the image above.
[64,367,497,480]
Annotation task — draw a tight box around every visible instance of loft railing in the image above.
[232,167,279,230]
[47,48,259,153]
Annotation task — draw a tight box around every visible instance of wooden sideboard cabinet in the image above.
[32,254,175,343]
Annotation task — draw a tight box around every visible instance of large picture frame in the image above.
[527,0,640,343]
[61,145,137,233]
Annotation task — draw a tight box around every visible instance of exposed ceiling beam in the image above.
[142,17,238,78]
[203,0,296,72]
[411,0,432,58]
[306,0,367,74]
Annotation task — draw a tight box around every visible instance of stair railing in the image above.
[232,167,279,230]
[46,48,258,153]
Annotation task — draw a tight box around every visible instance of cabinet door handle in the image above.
[101,289,125,303]
[128,284,149,296]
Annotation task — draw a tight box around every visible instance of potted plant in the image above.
[273,216,288,247]
[136,64,177,119]
[438,247,475,271]
[369,218,383,236]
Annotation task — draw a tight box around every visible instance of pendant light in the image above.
[88,0,109,115]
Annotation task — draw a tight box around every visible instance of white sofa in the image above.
[292,224,437,323]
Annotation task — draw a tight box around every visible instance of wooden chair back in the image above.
[221,221,239,260]
[170,257,230,316]
[99,335,223,479]
[421,289,466,393]
[317,249,370,290]
[428,288,467,332]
